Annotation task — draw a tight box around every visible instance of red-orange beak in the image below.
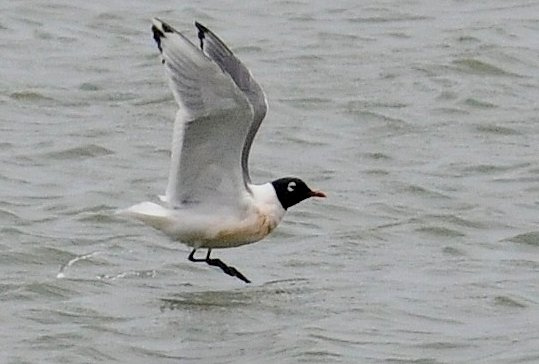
[310,189,327,198]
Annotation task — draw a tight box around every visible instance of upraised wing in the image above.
[195,21,268,184]
[151,18,254,210]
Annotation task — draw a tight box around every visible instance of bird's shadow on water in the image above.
[158,277,310,313]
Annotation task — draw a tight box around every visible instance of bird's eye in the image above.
[287,181,296,192]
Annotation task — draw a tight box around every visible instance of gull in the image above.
[119,19,326,283]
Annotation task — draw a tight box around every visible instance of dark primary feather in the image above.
[195,22,268,186]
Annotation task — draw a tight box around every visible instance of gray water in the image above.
[1,0,538,363]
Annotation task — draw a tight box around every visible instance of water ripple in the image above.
[44,144,114,160]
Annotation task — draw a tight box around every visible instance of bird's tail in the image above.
[116,201,172,230]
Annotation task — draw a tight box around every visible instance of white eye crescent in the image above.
[287,181,296,192]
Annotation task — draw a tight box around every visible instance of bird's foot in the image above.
[206,258,251,283]
[188,249,251,283]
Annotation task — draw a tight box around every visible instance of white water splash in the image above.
[57,251,101,279]
[97,270,157,281]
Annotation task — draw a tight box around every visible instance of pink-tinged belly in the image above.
[200,213,279,248]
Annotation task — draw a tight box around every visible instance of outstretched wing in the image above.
[151,18,254,210]
[195,22,268,184]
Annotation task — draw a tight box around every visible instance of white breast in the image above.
[248,182,286,225]
[200,183,286,248]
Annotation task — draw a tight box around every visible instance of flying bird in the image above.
[119,19,326,283]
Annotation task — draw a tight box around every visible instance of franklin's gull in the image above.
[119,19,326,283]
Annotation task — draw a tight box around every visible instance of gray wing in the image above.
[195,22,268,184]
[151,18,254,209]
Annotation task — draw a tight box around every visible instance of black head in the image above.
[271,177,326,210]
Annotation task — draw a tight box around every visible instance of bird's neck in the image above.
[248,182,286,220]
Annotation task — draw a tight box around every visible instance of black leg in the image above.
[187,248,251,283]
[206,256,251,283]
[188,248,205,262]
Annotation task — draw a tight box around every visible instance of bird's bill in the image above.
[309,190,327,198]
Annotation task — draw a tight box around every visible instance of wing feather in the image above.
[195,22,268,184]
[151,19,253,210]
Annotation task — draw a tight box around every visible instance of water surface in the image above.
[1,0,538,363]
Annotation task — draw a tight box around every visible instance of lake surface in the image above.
[1,0,538,363]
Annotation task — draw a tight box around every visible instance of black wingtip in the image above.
[151,24,164,53]
[195,21,207,50]
[161,21,174,33]
[195,21,208,31]
[152,19,175,54]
